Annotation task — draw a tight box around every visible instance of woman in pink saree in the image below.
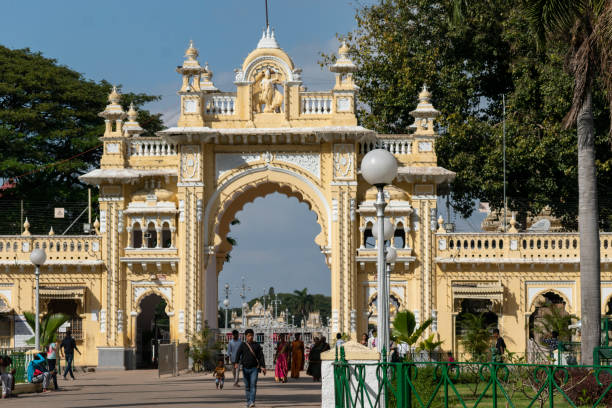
[274,334,290,383]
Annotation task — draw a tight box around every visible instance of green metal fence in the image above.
[333,347,612,408]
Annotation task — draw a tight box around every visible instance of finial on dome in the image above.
[185,39,198,59]
[127,103,137,121]
[93,218,100,235]
[108,85,121,104]
[508,212,518,233]
[22,218,31,236]
[48,226,55,236]
[331,40,356,74]
[419,84,432,102]
[257,26,280,49]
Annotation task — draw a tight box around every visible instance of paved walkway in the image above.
[4,370,322,408]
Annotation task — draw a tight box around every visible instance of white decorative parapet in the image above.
[301,93,333,115]
[359,137,412,155]
[204,93,236,115]
[129,138,178,156]
[0,235,102,265]
[435,232,612,263]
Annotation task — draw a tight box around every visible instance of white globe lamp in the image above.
[386,246,398,264]
[372,218,394,241]
[361,149,398,186]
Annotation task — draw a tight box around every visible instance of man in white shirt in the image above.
[226,330,242,387]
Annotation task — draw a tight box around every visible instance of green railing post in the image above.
[443,362,449,408]
[381,346,387,408]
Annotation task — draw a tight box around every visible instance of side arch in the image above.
[528,289,572,313]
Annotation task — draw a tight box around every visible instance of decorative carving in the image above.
[180,145,200,181]
[252,68,283,113]
[100,309,106,333]
[333,144,354,180]
[332,199,338,222]
[216,153,260,179]
[106,143,120,154]
[274,153,320,179]
[179,310,185,333]
[117,309,123,333]
[183,99,198,114]
[100,211,107,233]
[337,97,351,112]
[418,141,433,152]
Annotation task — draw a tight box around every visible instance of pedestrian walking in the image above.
[491,328,507,362]
[235,329,266,408]
[290,333,304,379]
[213,360,225,390]
[227,330,242,387]
[306,337,323,382]
[60,330,81,380]
[46,340,59,390]
[274,334,290,383]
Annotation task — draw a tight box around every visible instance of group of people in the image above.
[220,329,332,407]
[0,330,81,397]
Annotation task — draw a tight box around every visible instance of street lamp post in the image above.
[361,148,398,359]
[223,283,230,329]
[30,248,46,351]
[362,149,398,408]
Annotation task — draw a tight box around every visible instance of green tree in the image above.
[391,310,432,349]
[416,333,445,360]
[458,313,494,360]
[292,288,315,324]
[23,311,71,348]
[0,46,164,234]
[532,300,578,342]
[326,0,612,229]
[517,0,612,365]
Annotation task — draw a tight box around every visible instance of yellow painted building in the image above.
[1,29,611,368]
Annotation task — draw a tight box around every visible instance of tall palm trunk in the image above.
[577,88,601,364]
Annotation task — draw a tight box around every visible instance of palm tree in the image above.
[458,313,495,361]
[23,312,71,349]
[452,0,612,363]
[293,288,314,324]
[417,333,445,361]
[520,0,612,364]
[391,310,432,356]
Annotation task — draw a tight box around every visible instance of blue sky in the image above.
[0,0,484,307]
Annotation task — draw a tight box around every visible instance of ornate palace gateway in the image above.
[1,29,611,368]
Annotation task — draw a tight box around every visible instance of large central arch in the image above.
[203,162,332,327]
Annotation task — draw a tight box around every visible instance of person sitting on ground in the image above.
[0,355,15,399]
[27,352,51,393]
[213,359,225,390]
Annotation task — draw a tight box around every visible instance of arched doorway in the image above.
[216,192,331,329]
[455,299,499,358]
[136,294,170,369]
[528,291,571,343]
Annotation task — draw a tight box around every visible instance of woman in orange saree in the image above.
[290,333,304,378]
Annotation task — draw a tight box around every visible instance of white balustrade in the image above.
[129,139,178,157]
[204,94,236,115]
[301,94,333,115]
[359,139,412,155]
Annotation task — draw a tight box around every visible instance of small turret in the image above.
[99,86,126,136]
[409,84,440,135]
[200,62,218,92]
[123,103,144,137]
[176,40,205,127]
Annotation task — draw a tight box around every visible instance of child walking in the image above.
[214,360,225,390]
